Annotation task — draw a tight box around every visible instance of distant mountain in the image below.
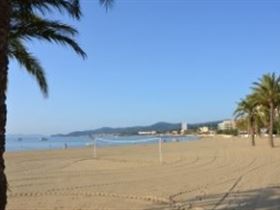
[52,120,222,137]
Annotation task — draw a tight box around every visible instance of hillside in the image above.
[52,121,222,137]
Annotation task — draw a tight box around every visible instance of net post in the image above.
[89,134,97,159]
[159,138,162,164]
[93,137,97,158]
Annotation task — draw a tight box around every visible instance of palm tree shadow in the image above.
[145,186,280,210]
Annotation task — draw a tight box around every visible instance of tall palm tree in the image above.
[0,1,113,209]
[234,95,259,146]
[252,73,280,148]
[0,1,10,209]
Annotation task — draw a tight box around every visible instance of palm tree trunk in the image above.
[0,0,10,209]
[247,121,250,137]
[269,102,275,148]
[251,119,255,146]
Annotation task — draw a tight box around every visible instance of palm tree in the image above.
[252,73,280,148]
[0,1,113,209]
[234,95,259,146]
[0,1,10,209]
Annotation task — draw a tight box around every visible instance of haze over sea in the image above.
[6,135,198,152]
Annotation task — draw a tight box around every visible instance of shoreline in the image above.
[6,134,200,153]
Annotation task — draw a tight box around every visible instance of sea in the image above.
[6,135,199,152]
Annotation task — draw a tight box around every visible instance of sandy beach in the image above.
[5,137,280,210]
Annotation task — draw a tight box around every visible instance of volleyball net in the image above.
[88,135,163,163]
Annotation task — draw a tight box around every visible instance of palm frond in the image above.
[8,39,48,97]
[11,14,86,59]
[11,18,78,38]
[99,0,114,11]
[12,0,82,19]
[7,0,116,98]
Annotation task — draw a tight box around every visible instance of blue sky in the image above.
[7,0,280,134]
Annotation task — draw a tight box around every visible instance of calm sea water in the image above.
[6,135,198,152]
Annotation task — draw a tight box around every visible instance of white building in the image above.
[181,122,188,131]
[138,131,157,135]
[180,122,188,134]
[218,120,236,130]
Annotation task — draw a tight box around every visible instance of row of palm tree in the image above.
[0,1,113,210]
[234,73,280,147]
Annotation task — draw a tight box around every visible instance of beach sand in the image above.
[5,136,280,210]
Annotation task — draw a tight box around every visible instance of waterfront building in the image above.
[138,131,157,135]
[218,120,236,130]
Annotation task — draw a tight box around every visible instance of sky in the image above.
[6,0,280,135]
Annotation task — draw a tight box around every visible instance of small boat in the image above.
[17,137,23,141]
[41,137,48,141]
